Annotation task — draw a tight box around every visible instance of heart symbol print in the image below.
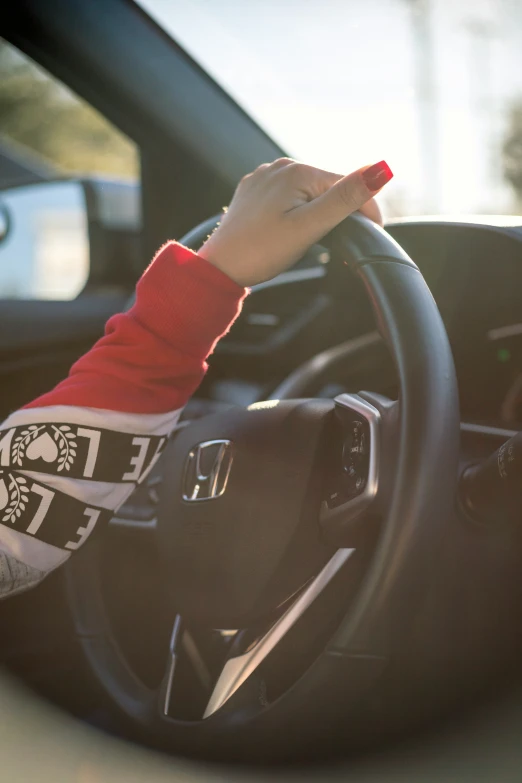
[26,432,59,463]
[0,479,8,510]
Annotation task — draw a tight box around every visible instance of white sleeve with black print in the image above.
[0,404,181,597]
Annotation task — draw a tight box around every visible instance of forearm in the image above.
[0,242,247,596]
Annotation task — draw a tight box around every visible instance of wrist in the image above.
[135,241,247,349]
[198,233,249,287]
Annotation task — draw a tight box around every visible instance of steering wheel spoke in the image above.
[159,615,183,717]
[158,616,241,721]
[204,547,355,718]
[157,550,356,722]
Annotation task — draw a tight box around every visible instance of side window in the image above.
[0,39,139,300]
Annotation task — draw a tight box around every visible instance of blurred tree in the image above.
[503,101,522,208]
[0,39,138,179]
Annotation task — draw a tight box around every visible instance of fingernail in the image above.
[362,160,393,192]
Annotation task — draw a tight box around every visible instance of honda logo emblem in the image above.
[182,440,233,501]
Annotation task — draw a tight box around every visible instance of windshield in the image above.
[138,0,522,219]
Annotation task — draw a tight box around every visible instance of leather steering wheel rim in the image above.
[65,213,460,763]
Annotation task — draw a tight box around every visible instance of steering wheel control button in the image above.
[327,416,369,507]
[182,439,233,501]
[321,394,380,532]
[341,418,369,495]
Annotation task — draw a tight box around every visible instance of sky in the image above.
[138,0,522,217]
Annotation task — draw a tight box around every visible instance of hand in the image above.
[198,158,393,287]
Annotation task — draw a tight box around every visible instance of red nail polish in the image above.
[362,160,393,192]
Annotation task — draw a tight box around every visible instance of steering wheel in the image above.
[66,213,459,763]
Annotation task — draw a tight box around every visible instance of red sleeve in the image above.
[23,242,248,413]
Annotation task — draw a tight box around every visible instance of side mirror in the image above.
[0,179,140,300]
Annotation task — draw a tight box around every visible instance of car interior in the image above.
[1,0,522,780]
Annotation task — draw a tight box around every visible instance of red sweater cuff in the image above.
[128,241,247,358]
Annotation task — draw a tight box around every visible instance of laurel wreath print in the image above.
[12,425,45,466]
[2,474,29,524]
[12,425,77,472]
[50,425,77,471]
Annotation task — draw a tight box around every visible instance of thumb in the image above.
[296,160,393,241]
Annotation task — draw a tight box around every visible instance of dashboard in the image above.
[201,217,522,429]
